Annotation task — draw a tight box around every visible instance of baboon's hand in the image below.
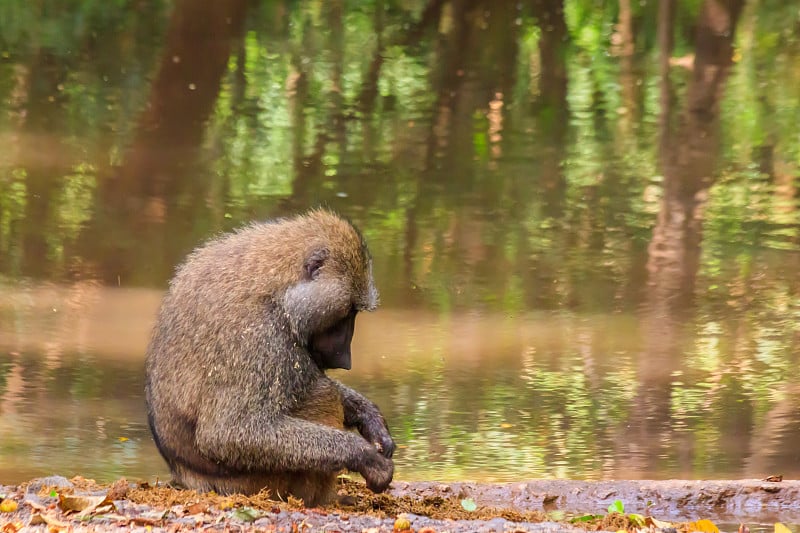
[359,410,396,459]
[358,447,394,493]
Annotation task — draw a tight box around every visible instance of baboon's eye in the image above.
[303,248,329,280]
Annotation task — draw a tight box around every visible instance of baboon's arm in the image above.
[335,381,396,458]
[194,403,381,474]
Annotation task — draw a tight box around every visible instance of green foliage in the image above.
[607,499,624,514]
[231,507,261,522]
[573,499,647,527]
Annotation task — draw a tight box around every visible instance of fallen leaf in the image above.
[218,499,234,510]
[94,513,131,524]
[136,509,169,523]
[0,521,22,533]
[775,524,792,533]
[232,507,260,522]
[607,499,625,514]
[738,524,750,533]
[29,513,71,527]
[500,423,513,428]
[185,502,208,514]
[628,513,646,527]
[58,493,114,516]
[460,498,477,512]
[645,516,674,529]
[571,514,602,523]
[0,499,18,513]
[764,475,783,482]
[393,514,411,531]
[687,519,721,533]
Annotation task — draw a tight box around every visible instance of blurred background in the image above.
[0,0,799,484]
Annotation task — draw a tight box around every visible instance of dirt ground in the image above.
[0,476,798,532]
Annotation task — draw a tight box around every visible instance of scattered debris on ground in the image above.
[1,475,798,532]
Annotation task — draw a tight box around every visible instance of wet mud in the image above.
[0,476,797,532]
[389,478,800,524]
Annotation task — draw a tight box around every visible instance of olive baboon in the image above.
[145,210,395,506]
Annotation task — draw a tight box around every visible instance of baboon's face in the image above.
[309,308,357,370]
[280,215,379,371]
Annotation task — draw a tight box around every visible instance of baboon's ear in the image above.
[303,248,329,280]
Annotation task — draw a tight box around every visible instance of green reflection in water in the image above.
[0,0,799,484]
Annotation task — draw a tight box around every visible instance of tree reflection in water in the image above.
[0,0,798,484]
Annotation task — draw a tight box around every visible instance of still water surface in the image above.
[1,1,799,484]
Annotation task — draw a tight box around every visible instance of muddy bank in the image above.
[0,477,590,533]
[0,476,797,532]
[389,478,800,524]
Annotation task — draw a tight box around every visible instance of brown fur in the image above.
[145,210,394,507]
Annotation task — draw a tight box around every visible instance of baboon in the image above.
[145,209,395,506]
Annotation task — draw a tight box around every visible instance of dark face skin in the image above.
[310,309,357,370]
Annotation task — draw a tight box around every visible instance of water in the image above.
[1,1,799,485]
